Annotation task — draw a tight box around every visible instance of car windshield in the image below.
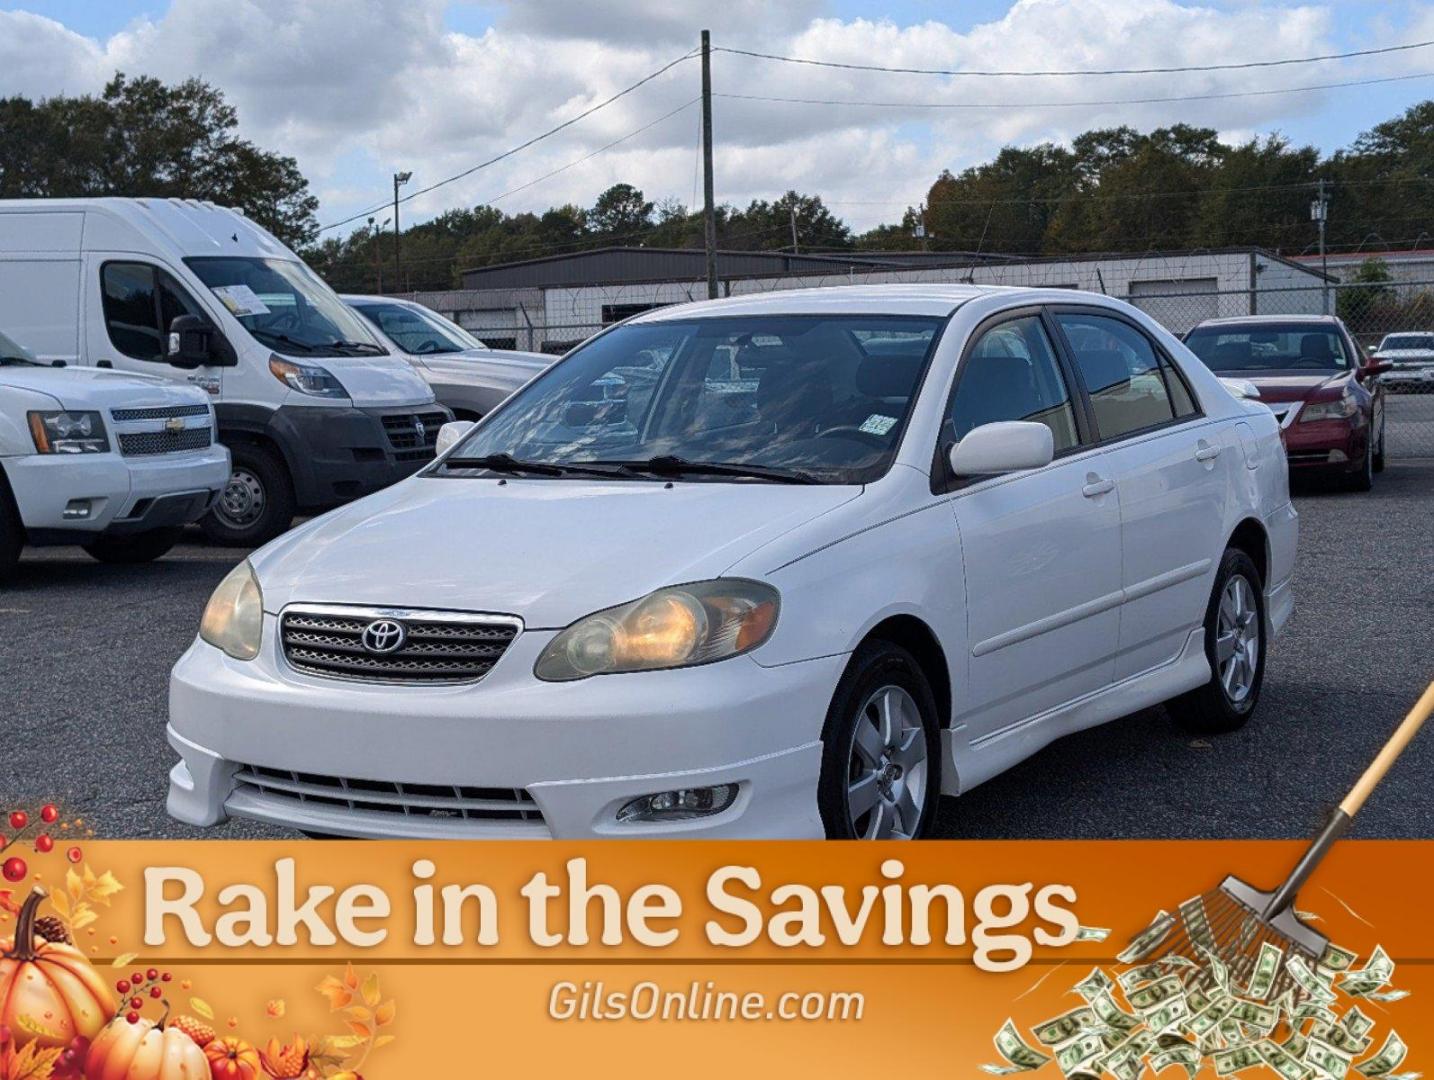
[442,314,944,484]
[1381,334,1434,351]
[351,301,483,355]
[0,329,38,365]
[1185,324,1350,372]
[185,257,387,359]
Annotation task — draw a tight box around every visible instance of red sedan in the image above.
[1185,315,1389,491]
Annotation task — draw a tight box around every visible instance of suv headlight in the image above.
[535,579,779,681]
[200,561,264,660]
[28,411,108,453]
[1300,392,1358,423]
[269,356,348,398]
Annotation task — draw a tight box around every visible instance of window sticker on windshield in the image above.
[859,414,898,436]
[210,284,271,317]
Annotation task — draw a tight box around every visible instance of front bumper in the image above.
[166,623,838,839]
[1281,415,1367,471]
[4,445,229,539]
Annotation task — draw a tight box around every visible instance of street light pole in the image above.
[700,30,717,300]
[393,171,412,293]
[1311,178,1330,314]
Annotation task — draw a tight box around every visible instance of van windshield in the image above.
[186,257,387,359]
[441,314,944,485]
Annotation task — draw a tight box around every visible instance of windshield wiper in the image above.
[330,339,387,355]
[442,453,632,479]
[609,455,822,484]
[250,329,320,354]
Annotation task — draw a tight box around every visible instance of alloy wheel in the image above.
[846,684,929,839]
[1215,574,1260,705]
[215,467,266,529]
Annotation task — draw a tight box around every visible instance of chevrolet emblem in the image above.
[165,417,185,434]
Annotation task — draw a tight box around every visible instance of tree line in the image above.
[3,73,1431,293]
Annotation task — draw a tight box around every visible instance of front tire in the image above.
[1343,440,1374,492]
[1167,548,1266,735]
[82,527,181,564]
[819,641,942,839]
[201,443,296,547]
[1372,416,1386,473]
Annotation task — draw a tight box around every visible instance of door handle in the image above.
[1081,476,1115,498]
[1195,441,1220,462]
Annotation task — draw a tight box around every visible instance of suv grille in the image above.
[110,404,210,422]
[280,605,521,684]
[382,411,447,450]
[232,765,543,822]
[118,427,213,455]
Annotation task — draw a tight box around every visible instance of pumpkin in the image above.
[85,1013,209,1080]
[204,1036,261,1080]
[0,888,115,1050]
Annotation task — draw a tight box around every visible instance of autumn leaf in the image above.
[0,890,19,917]
[86,869,124,905]
[342,1006,371,1025]
[373,1000,396,1027]
[265,999,286,1019]
[47,891,69,920]
[65,868,83,904]
[190,997,215,1020]
[111,952,138,968]
[344,1020,372,1040]
[70,908,97,931]
[315,975,353,1011]
[373,1034,396,1049]
[342,963,359,990]
[3,1041,64,1080]
[321,1035,365,1052]
[360,972,381,1008]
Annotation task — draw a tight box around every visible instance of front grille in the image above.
[233,765,543,822]
[280,605,520,684]
[381,411,447,450]
[118,426,213,455]
[110,404,210,422]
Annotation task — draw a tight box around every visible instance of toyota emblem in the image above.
[361,619,407,654]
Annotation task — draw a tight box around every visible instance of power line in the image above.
[716,70,1434,111]
[318,50,699,233]
[712,37,1434,78]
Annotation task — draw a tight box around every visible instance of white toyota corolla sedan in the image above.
[167,285,1296,840]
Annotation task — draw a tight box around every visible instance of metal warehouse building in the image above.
[412,246,1333,354]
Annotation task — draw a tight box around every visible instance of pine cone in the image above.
[33,915,70,944]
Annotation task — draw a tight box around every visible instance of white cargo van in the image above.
[0,198,448,545]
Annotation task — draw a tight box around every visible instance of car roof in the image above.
[1191,314,1345,328]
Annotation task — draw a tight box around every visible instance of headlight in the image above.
[1300,393,1357,423]
[27,411,108,454]
[535,579,779,681]
[268,356,348,398]
[199,560,264,660]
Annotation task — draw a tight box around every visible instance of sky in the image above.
[2,0,1433,242]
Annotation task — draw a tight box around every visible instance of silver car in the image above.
[1372,332,1434,393]
[343,294,550,418]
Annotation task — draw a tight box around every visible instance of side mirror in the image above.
[1219,377,1262,401]
[168,315,237,368]
[435,420,476,457]
[948,421,1054,477]
[1363,358,1393,378]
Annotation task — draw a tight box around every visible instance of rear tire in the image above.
[201,443,296,547]
[818,641,942,840]
[1167,548,1266,735]
[82,527,181,564]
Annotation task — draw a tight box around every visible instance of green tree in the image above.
[587,183,651,240]
[1336,257,1395,331]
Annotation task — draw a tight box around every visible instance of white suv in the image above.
[167,286,1295,840]
[0,330,229,577]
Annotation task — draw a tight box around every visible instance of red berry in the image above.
[161,972,172,982]
[116,980,130,994]
[129,997,143,1010]
[146,968,159,981]
[126,1012,139,1024]
[150,986,162,999]
[1,857,25,882]
[40,805,58,824]
[8,811,26,831]
[66,846,82,863]
[131,972,143,986]
[35,834,53,853]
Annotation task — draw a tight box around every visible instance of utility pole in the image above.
[700,30,717,299]
[789,203,799,254]
[393,171,412,293]
[1311,178,1330,314]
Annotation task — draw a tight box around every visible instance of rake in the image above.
[1142,681,1434,1002]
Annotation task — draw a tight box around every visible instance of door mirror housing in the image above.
[435,420,477,457]
[1362,357,1393,378]
[948,421,1054,477]
[167,315,237,369]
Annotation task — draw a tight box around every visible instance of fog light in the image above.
[62,499,92,520]
[1329,449,1348,463]
[616,784,738,824]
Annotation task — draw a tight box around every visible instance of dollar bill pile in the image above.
[983,908,1416,1080]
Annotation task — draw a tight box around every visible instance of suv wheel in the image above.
[201,443,296,547]
[819,641,941,839]
[83,527,181,564]
[1166,548,1266,735]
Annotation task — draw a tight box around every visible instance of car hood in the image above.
[0,365,212,410]
[414,352,547,391]
[1376,350,1434,363]
[321,353,435,407]
[1216,370,1354,404]
[251,476,862,627]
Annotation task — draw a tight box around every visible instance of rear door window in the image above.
[1056,313,1179,440]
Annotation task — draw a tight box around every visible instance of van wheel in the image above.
[201,444,295,547]
[0,490,22,583]
[83,527,181,564]
[819,641,941,840]
[1166,548,1266,735]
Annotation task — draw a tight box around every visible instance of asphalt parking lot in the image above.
[3,462,1431,841]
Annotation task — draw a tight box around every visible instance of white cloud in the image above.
[0,0,1423,238]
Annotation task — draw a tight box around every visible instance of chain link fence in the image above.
[425,270,1434,460]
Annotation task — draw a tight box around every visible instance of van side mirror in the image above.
[435,420,476,457]
[168,315,237,369]
[948,421,1054,477]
